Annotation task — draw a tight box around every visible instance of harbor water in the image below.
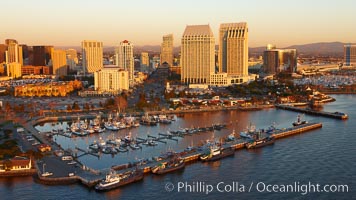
[1,95,355,200]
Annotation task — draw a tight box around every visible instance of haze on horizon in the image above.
[1,0,355,48]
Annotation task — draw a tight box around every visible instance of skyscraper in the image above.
[0,44,6,64]
[116,40,134,85]
[5,39,17,45]
[6,62,22,78]
[219,22,248,76]
[66,48,78,71]
[344,44,356,66]
[160,34,173,67]
[51,49,67,76]
[140,52,149,72]
[181,25,215,84]
[141,52,149,67]
[33,46,53,66]
[81,40,103,73]
[263,45,297,74]
[6,41,22,64]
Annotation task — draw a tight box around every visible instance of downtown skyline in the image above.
[1,0,356,47]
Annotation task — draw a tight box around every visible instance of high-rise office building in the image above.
[6,42,23,65]
[94,66,129,92]
[263,45,297,74]
[5,39,17,45]
[51,49,67,76]
[141,52,149,66]
[6,62,22,78]
[160,34,173,67]
[0,44,7,63]
[344,44,356,66]
[33,46,53,66]
[66,49,78,63]
[116,40,134,85]
[66,48,78,70]
[219,22,248,76]
[181,25,215,84]
[140,52,150,72]
[20,45,29,65]
[81,40,103,73]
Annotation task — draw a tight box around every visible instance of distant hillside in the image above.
[56,42,350,56]
[250,42,348,56]
[287,42,346,55]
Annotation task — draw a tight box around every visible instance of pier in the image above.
[271,122,323,139]
[275,104,348,120]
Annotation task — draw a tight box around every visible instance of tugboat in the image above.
[95,169,144,191]
[245,132,275,149]
[200,146,235,162]
[151,156,185,175]
[292,114,308,126]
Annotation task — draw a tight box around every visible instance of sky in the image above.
[1,0,356,47]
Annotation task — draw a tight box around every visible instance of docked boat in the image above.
[200,146,234,162]
[245,136,275,149]
[239,122,256,139]
[151,156,185,175]
[226,130,236,141]
[292,114,308,126]
[89,143,99,151]
[143,139,157,146]
[129,142,141,150]
[102,146,118,154]
[124,133,132,143]
[95,169,144,191]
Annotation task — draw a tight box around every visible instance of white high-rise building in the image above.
[81,40,103,73]
[94,66,129,93]
[116,40,134,86]
[6,41,23,66]
[181,25,215,84]
[7,62,22,78]
[219,22,248,76]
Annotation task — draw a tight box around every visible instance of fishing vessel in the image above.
[292,114,308,126]
[95,169,144,191]
[151,156,185,175]
[245,136,275,149]
[200,146,234,162]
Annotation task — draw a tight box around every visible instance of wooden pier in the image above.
[75,147,100,158]
[276,104,348,120]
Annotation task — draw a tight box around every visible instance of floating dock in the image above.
[276,104,348,120]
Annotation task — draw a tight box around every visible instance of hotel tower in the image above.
[219,22,248,76]
[181,25,215,84]
[81,40,103,73]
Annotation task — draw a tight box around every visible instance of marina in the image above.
[2,94,355,200]
[34,120,323,189]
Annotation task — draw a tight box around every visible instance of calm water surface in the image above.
[0,95,355,200]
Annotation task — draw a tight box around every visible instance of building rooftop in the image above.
[220,22,248,29]
[183,25,214,36]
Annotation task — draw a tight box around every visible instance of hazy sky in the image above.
[1,0,355,47]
